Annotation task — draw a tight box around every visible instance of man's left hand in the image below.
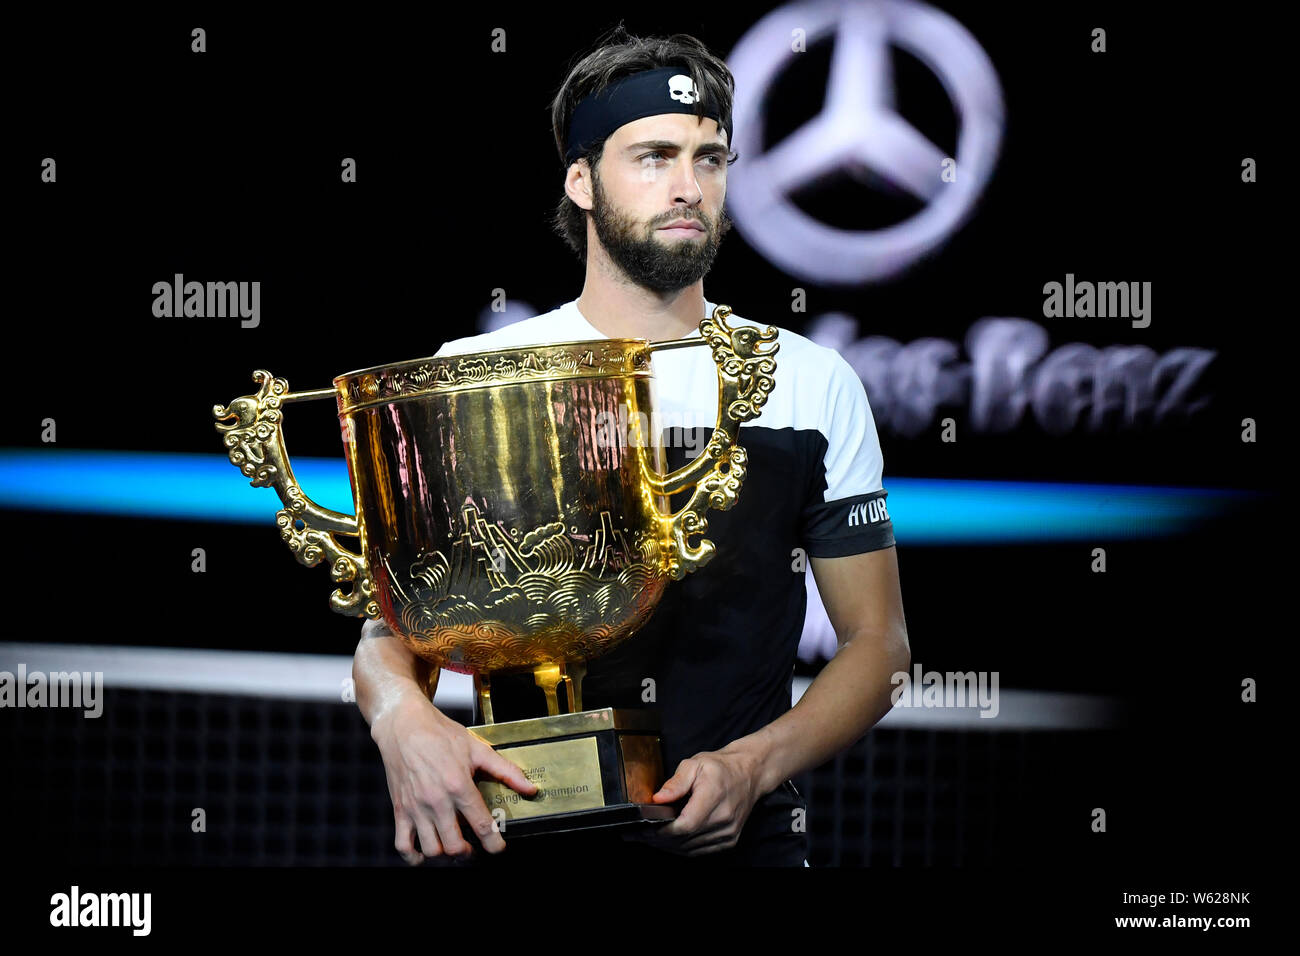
[622,746,765,855]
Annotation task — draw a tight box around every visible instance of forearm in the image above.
[353,620,437,730]
[728,629,910,794]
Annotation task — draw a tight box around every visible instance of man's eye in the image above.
[640,152,723,166]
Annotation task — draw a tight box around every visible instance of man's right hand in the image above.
[369,684,539,865]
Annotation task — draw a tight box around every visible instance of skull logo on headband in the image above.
[668,74,698,104]
[564,66,731,167]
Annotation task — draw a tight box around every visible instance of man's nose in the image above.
[670,164,703,206]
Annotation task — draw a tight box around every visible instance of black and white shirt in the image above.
[435,298,895,865]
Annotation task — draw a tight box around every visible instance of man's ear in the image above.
[565,161,594,212]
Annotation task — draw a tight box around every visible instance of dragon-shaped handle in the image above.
[643,305,779,579]
[213,371,380,620]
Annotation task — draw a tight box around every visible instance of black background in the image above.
[5,6,1279,685]
[1,1,1281,918]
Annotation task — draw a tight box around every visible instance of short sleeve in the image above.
[433,337,468,357]
[800,350,895,557]
[436,330,505,357]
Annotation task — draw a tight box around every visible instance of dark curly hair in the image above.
[548,22,739,261]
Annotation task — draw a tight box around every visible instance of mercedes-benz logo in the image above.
[727,0,1005,283]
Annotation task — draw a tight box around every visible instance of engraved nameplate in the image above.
[477,736,605,820]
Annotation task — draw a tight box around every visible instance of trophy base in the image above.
[492,802,676,838]
[470,706,676,838]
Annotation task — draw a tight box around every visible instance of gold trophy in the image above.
[213,305,778,836]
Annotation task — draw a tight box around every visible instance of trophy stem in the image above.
[569,662,586,711]
[474,673,495,724]
[530,662,587,716]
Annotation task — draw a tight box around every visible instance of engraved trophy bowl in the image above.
[213,304,778,837]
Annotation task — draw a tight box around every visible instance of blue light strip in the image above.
[0,449,1254,543]
[881,476,1248,543]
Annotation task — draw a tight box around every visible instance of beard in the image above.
[589,168,732,294]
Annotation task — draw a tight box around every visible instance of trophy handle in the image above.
[642,305,779,579]
[213,369,381,620]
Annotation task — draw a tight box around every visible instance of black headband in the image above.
[564,66,731,167]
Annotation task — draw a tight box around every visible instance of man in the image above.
[352,26,909,867]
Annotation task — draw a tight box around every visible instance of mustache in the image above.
[654,213,707,227]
